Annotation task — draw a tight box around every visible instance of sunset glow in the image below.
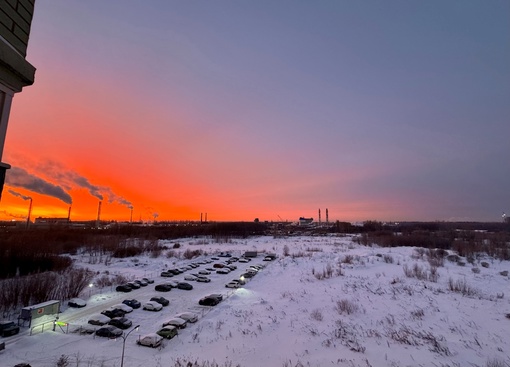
[1,1,509,223]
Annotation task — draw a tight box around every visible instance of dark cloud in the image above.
[5,167,72,204]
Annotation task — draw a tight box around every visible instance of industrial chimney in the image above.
[26,198,33,229]
[96,201,102,227]
[326,208,329,224]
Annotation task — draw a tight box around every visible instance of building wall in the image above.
[0,0,36,199]
[0,0,35,57]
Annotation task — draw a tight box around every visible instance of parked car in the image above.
[198,270,211,275]
[68,298,86,308]
[0,320,20,337]
[231,279,246,285]
[156,326,178,339]
[108,317,132,330]
[213,263,225,268]
[96,325,123,338]
[263,256,273,261]
[137,333,163,348]
[195,276,210,283]
[165,280,179,288]
[122,299,141,309]
[116,284,132,292]
[168,269,181,275]
[216,268,230,274]
[134,279,148,286]
[238,258,250,263]
[101,308,126,318]
[241,272,255,279]
[162,317,187,329]
[126,281,141,289]
[143,301,163,312]
[150,296,170,306]
[211,257,219,260]
[155,284,172,292]
[225,265,237,270]
[174,312,198,323]
[225,281,240,288]
[142,277,154,284]
[161,271,174,277]
[184,275,197,281]
[112,304,133,313]
[88,314,111,326]
[198,295,221,306]
[177,282,193,290]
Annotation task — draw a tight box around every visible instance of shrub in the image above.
[472,267,481,274]
[383,254,394,264]
[310,309,323,321]
[283,244,290,257]
[448,277,478,296]
[335,299,359,315]
[481,261,490,268]
[499,270,509,276]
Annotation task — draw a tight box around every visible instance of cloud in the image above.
[5,167,72,204]
[0,210,26,219]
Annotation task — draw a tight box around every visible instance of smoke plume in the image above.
[5,167,72,204]
[8,189,31,201]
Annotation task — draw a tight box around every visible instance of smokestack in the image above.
[200,212,203,224]
[318,208,321,224]
[67,206,72,223]
[205,213,207,222]
[326,208,329,223]
[26,198,33,229]
[130,207,133,223]
[97,200,102,223]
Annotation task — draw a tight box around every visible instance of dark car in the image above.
[122,299,141,309]
[150,296,169,306]
[101,309,126,318]
[155,284,172,292]
[108,317,132,330]
[168,269,181,275]
[0,320,20,337]
[116,284,132,293]
[126,282,140,289]
[142,277,154,284]
[160,271,174,277]
[241,272,255,279]
[198,296,220,306]
[95,325,123,338]
[177,282,193,290]
[68,298,87,308]
[134,279,148,286]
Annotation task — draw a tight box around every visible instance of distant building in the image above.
[0,1,37,199]
[299,217,313,226]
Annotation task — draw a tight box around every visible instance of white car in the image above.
[174,312,198,323]
[184,275,197,281]
[88,314,111,326]
[198,270,211,275]
[112,303,133,313]
[225,281,240,288]
[196,276,211,283]
[162,317,187,329]
[137,333,163,348]
[143,301,163,312]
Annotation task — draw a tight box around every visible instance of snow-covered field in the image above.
[2,235,509,367]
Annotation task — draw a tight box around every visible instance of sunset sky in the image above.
[1,1,509,223]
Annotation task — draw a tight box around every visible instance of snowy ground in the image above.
[2,235,509,367]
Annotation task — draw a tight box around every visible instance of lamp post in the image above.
[120,324,139,367]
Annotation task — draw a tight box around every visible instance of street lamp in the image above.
[120,324,139,367]
[88,283,94,297]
